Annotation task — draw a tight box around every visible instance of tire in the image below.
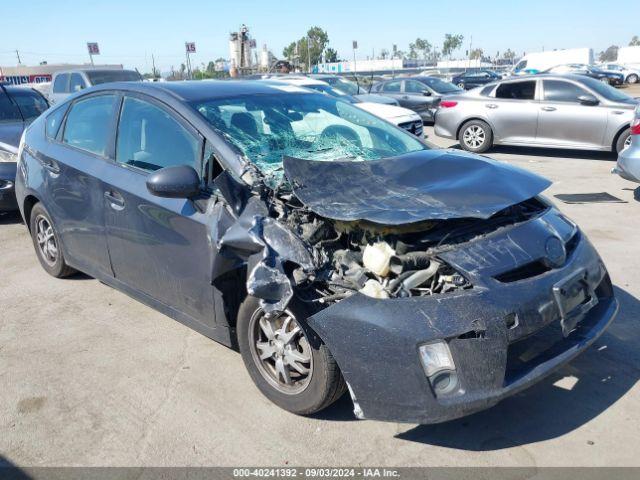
[615,128,631,154]
[237,296,346,415]
[29,203,76,278]
[457,82,465,89]
[459,119,493,153]
[627,74,639,85]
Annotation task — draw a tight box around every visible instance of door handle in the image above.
[485,104,498,109]
[104,190,125,210]
[541,106,557,112]
[402,95,409,100]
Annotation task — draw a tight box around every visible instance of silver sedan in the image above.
[612,105,640,182]
[434,74,637,154]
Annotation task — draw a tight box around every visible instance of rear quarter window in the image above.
[46,107,67,139]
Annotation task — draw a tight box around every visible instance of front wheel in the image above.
[237,296,346,415]
[627,74,639,85]
[459,120,493,153]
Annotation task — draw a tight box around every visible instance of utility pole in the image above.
[15,50,21,64]
[352,40,358,75]
[152,54,157,79]
[307,35,311,73]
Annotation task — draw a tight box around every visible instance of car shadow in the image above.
[0,211,23,225]
[0,455,31,479]
[488,145,616,161]
[395,285,640,450]
[308,391,358,422]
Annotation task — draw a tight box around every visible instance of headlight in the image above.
[0,179,14,190]
[0,147,18,163]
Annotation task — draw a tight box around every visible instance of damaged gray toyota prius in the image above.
[15,81,618,424]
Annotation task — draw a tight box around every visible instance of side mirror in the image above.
[578,95,599,106]
[422,90,432,96]
[73,84,84,92]
[146,165,201,199]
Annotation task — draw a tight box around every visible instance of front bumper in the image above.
[307,209,617,424]
[0,162,18,211]
[612,142,640,183]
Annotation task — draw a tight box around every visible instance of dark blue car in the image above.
[15,81,617,423]
[0,84,49,211]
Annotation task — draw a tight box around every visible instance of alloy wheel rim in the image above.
[249,309,313,395]
[463,125,486,149]
[35,215,58,267]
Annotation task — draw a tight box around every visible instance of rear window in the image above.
[85,70,142,85]
[495,81,536,100]
[0,91,22,123]
[53,74,69,93]
[9,89,49,122]
[480,84,495,96]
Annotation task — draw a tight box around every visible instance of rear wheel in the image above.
[627,74,638,84]
[616,128,631,154]
[237,296,346,415]
[459,119,493,153]
[29,203,76,278]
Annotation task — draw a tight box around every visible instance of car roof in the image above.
[0,84,41,95]
[89,80,311,103]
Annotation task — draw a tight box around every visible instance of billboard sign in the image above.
[87,42,100,55]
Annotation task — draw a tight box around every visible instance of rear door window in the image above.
[62,94,117,156]
[543,80,589,103]
[53,74,69,93]
[495,81,536,100]
[405,80,427,93]
[116,96,200,172]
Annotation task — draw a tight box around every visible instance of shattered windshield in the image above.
[191,92,427,186]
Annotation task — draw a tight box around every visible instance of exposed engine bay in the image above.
[269,189,547,306]
[214,151,551,315]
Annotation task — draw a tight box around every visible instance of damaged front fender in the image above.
[212,173,315,314]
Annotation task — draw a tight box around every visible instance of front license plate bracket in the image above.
[552,268,598,337]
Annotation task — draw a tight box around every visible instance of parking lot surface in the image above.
[2,113,640,467]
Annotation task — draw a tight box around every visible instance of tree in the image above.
[599,45,619,62]
[324,47,339,63]
[503,48,516,60]
[469,48,483,60]
[378,48,389,60]
[442,34,464,59]
[282,27,330,70]
[408,42,418,60]
[630,36,640,46]
[414,38,432,61]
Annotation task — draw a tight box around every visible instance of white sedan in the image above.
[263,77,424,137]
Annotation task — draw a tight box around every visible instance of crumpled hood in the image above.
[283,149,551,225]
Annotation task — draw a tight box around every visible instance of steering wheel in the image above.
[318,125,363,149]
